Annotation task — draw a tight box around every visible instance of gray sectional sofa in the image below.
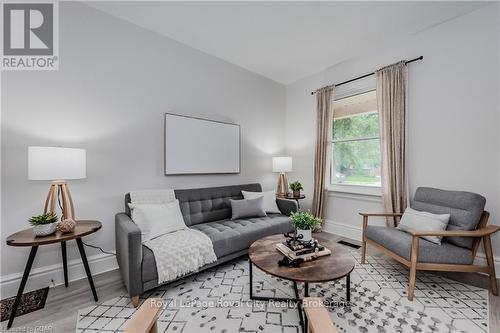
[115,183,297,301]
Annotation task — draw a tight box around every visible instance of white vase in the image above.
[296,228,312,242]
[33,223,57,236]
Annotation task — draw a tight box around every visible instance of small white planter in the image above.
[296,228,312,242]
[33,223,57,236]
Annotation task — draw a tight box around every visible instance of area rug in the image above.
[76,248,488,333]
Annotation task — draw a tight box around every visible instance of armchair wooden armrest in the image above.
[359,212,403,217]
[124,298,164,333]
[303,297,337,333]
[407,225,500,238]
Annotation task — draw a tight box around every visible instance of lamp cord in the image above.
[56,186,116,256]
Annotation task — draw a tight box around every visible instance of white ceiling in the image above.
[87,1,488,84]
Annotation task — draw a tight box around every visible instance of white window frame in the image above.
[327,77,381,196]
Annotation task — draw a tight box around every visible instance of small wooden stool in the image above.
[303,297,337,333]
[124,298,164,333]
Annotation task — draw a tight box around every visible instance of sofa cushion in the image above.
[174,184,262,226]
[365,225,473,265]
[230,197,267,220]
[141,214,293,283]
[190,214,293,258]
[242,190,281,214]
[412,187,486,249]
[397,207,450,245]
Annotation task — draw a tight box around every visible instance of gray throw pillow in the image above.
[230,197,267,220]
[397,207,450,245]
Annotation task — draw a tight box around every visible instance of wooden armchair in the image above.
[360,187,500,301]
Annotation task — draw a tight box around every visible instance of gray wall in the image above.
[1,2,285,295]
[285,5,500,265]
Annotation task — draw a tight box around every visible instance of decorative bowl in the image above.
[33,222,57,236]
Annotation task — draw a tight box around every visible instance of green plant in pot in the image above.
[290,211,321,242]
[29,212,58,236]
[289,181,303,198]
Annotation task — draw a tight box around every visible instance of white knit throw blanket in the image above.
[143,229,217,284]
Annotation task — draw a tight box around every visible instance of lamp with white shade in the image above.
[272,156,292,196]
[28,146,86,220]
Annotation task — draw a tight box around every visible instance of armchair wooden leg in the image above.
[361,216,368,264]
[483,235,498,296]
[361,240,366,264]
[131,295,140,308]
[408,237,419,301]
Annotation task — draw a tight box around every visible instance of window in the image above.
[331,90,381,188]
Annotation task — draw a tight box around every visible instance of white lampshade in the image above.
[28,146,86,180]
[272,156,292,173]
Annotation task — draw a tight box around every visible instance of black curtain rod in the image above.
[310,56,423,95]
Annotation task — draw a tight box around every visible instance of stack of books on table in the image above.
[276,240,331,261]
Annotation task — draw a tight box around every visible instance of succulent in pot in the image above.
[29,212,58,236]
[290,211,321,242]
[289,181,303,198]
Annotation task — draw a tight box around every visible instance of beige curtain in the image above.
[312,85,334,222]
[376,61,408,225]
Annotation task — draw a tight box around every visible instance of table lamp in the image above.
[272,156,292,196]
[28,146,86,220]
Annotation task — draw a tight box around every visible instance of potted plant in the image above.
[290,211,321,242]
[289,181,303,198]
[29,212,58,236]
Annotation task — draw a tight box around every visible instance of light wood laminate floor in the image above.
[1,233,499,332]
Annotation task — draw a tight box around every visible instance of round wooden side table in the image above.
[280,194,306,209]
[5,220,102,329]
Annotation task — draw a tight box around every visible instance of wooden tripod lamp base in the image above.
[272,156,292,197]
[44,180,76,220]
[276,173,289,197]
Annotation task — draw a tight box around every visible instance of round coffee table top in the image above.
[249,234,355,283]
[6,220,102,247]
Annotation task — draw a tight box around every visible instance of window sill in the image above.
[327,184,382,197]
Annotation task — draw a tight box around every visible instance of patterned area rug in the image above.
[76,248,488,333]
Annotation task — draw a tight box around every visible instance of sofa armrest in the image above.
[276,198,298,216]
[115,213,143,297]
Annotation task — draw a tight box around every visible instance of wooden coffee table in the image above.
[248,234,355,332]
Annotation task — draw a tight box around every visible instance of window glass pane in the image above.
[332,139,381,186]
[333,112,379,141]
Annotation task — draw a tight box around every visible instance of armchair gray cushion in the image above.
[412,187,486,249]
[365,225,473,265]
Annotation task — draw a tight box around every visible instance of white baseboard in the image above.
[323,219,500,274]
[323,219,362,242]
[0,252,118,299]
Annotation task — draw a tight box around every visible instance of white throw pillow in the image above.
[241,190,281,214]
[128,199,187,242]
[397,207,450,245]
